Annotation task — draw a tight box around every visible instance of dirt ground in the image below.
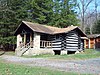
[0,55,100,74]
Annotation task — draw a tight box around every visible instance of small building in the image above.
[84,34,100,49]
[15,21,86,56]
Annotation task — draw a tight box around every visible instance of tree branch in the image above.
[84,0,93,13]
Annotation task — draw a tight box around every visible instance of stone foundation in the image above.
[15,48,23,56]
[75,50,80,54]
[23,48,55,56]
[61,50,67,55]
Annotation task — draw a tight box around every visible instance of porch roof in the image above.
[87,34,100,38]
[15,21,86,36]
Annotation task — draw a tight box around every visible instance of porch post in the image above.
[24,34,26,46]
[34,32,40,49]
[17,34,22,47]
[84,40,86,49]
[30,33,32,47]
[94,39,96,49]
[89,39,90,48]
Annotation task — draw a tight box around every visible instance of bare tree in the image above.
[77,0,94,33]
[95,0,98,23]
[85,0,99,34]
[85,12,95,34]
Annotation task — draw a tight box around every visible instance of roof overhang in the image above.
[87,34,100,38]
[14,21,87,37]
[80,37,88,39]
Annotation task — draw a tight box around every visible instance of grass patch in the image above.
[25,49,100,60]
[0,60,84,75]
[4,51,15,55]
[0,51,15,56]
[0,50,95,75]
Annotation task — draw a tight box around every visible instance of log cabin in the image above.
[84,34,100,49]
[14,21,87,56]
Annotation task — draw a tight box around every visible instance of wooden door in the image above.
[90,39,95,48]
[85,40,89,48]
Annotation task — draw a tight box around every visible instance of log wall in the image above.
[51,30,84,51]
[65,31,79,51]
[52,35,62,50]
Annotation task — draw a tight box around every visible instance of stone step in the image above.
[15,47,30,56]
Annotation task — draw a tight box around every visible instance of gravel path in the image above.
[1,55,100,74]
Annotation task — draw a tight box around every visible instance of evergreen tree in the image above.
[49,0,78,28]
[0,0,29,47]
[29,0,54,24]
[0,0,17,50]
[85,27,90,34]
[26,0,78,27]
[10,0,29,21]
[0,0,17,37]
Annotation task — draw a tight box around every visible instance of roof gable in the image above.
[15,21,86,37]
[23,21,54,34]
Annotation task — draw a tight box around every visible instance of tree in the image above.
[92,19,100,34]
[61,0,78,27]
[85,27,90,34]
[84,12,99,34]
[28,0,78,27]
[0,0,30,37]
[28,0,54,24]
[81,0,99,34]
[49,0,78,28]
[0,0,17,37]
[0,0,29,50]
[77,0,94,32]
[10,0,29,21]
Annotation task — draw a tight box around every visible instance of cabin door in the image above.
[26,33,30,43]
[90,38,94,48]
[85,40,89,48]
[78,38,84,51]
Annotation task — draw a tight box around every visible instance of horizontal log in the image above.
[66,42,78,44]
[52,40,61,42]
[66,44,78,46]
[67,35,78,37]
[52,46,61,48]
[52,42,62,44]
[66,39,79,42]
[67,49,77,51]
[66,39,78,41]
[66,47,78,49]
[66,46,78,48]
[52,48,61,50]
[66,37,78,39]
[52,45,61,47]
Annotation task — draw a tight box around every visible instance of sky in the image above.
[88,0,100,12]
[77,0,100,14]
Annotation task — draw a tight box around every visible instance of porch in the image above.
[16,32,54,56]
[17,32,53,49]
[18,40,52,49]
